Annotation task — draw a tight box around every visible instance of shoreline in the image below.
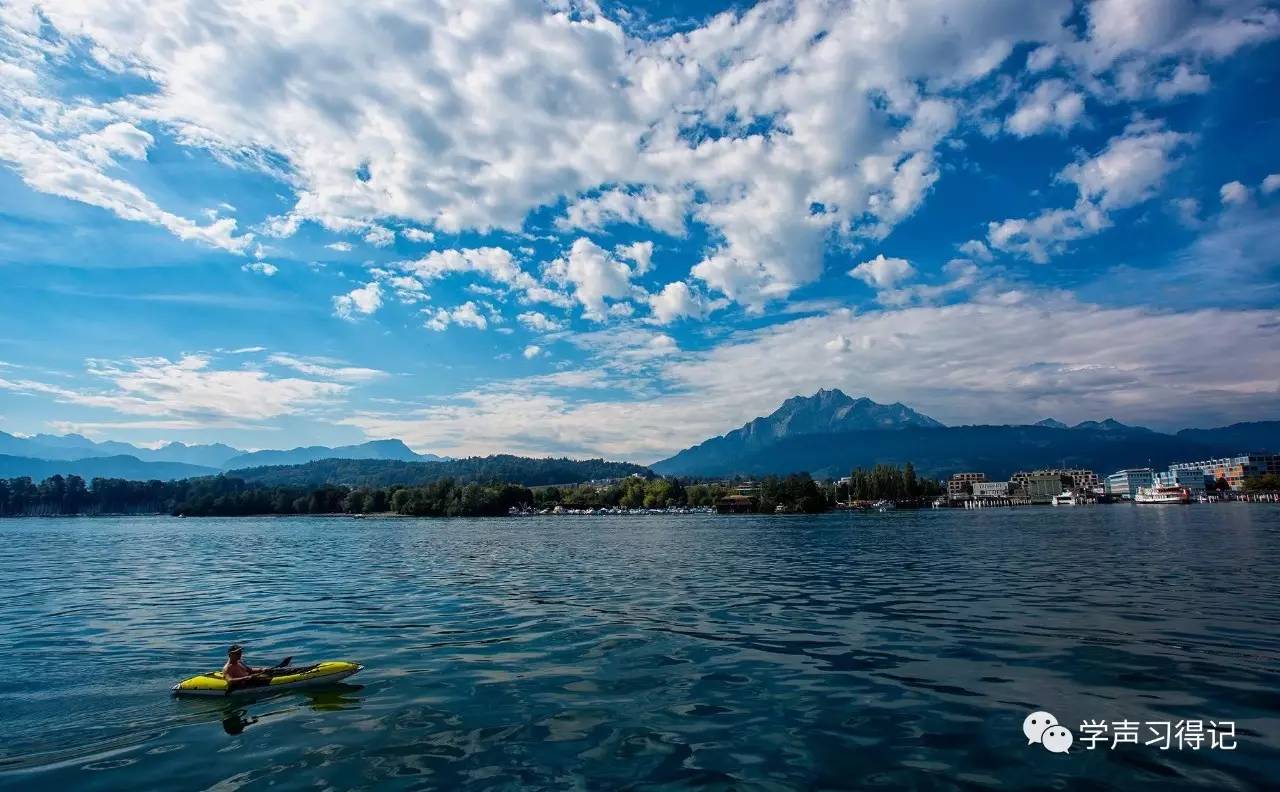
[4,498,1279,520]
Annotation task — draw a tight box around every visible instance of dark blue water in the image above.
[1,506,1278,790]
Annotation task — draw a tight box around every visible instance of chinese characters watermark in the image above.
[1024,711,1237,754]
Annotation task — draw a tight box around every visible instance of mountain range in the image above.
[0,431,446,481]
[652,389,1280,479]
[4,389,1278,484]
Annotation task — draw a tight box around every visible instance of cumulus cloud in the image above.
[1070,0,1279,99]
[647,281,714,324]
[1006,79,1086,137]
[241,261,278,276]
[848,254,916,289]
[559,188,690,237]
[424,301,488,331]
[988,121,1193,261]
[333,282,383,320]
[543,238,643,321]
[1,0,1082,309]
[1154,63,1211,100]
[1220,180,1250,206]
[958,239,994,262]
[1263,174,1280,195]
[363,226,395,247]
[517,311,564,333]
[403,247,525,287]
[325,241,353,252]
[402,227,435,243]
[522,345,542,359]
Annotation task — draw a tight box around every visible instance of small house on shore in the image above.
[715,494,754,514]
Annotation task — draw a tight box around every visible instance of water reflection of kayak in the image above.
[171,661,363,696]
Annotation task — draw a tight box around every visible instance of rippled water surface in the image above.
[2,507,1279,790]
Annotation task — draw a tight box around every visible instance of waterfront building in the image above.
[1168,454,1280,491]
[1015,472,1067,504]
[972,481,1009,498]
[947,472,986,502]
[1106,468,1154,500]
[1156,468,1207,497]
[1011,468,1099,494]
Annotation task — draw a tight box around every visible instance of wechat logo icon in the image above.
[1024,711,1073,754]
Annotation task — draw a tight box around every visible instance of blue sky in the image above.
[1,0,1279,463]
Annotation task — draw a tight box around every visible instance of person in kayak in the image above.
[222,644,265,683]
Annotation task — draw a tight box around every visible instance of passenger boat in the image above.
[1135,485,1191,504]
[1051,491,1078,506]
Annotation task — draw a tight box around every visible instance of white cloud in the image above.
[1154,63,1211,101]
[402,227,435,243]
[325,241,353,252]
[647,281,713,324]
[403,247,525,286]
[4,0,1077,309]
[333,282,383,320]
[559,188,691,237]
[0,354,348,423]
[848,254,916,289]
[423,301,488,331]
[614,241,654,275]
[0,113,251,253]
[958,239,994,262]
[267,353,386,382]
[1220,180,1250,206]
[544,238,642,321]
[1006,79,1086,137]
[522,345,542,359]
[1263,174,1280,195]
[1072,0,1279,99]
[1171,197,1201,228]
[824,334,853,353]
[241,261,278,276]
[517,311,563,333]
[338,293,1280,459]
[364,226,394,247]
[988,121,1192,261]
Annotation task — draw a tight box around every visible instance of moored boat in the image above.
[1135,485,1191,504]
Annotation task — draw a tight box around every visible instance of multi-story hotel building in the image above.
[947,472,986,501]
[1168,454,1280,491]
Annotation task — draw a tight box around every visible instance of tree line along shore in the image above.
[0,463,945,518]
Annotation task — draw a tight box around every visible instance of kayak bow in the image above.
[171,660,362,696]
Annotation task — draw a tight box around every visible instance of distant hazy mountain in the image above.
[0,454,219,481]
[1034,418,1069,429]
[653,391,1279,478]
[1071,418,1152,433]
[0,430,243,466]
[221,439,445,469]
[0,430,446,473]
[653,390,943,475]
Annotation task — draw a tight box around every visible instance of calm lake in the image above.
[2,506,1279,790]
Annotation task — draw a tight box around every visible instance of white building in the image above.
[1106,468,1154,500]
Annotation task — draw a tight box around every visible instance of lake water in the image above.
[1,506,1279,790]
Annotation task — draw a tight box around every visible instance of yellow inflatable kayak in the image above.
[172,661,362,696]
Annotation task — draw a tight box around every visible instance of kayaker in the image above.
[222,644,263,682]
